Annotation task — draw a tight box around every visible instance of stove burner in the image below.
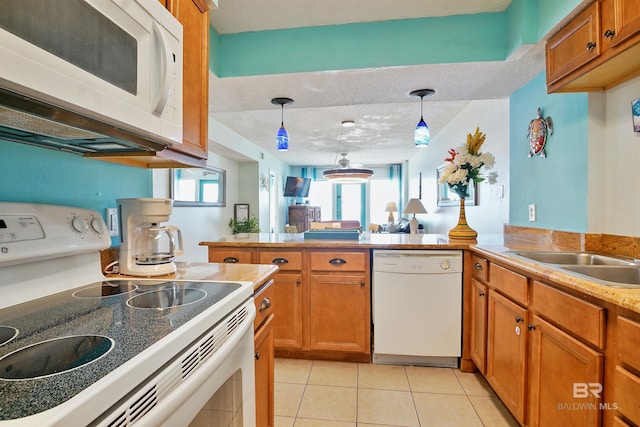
[72,281,139,298]
[0,335,114,380]
[127,287,207,310]
[0,326,18,347]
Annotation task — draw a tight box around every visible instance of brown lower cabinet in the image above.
[528,315,603,426]
[207,246,371,362]
[254,278,275,427]
[486,290,529,424]
[469,253,613,426]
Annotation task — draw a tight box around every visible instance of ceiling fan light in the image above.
[276,123,289,151]
[323,167,374,183]
[414,117,430,147]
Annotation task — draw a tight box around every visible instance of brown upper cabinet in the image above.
[546,0,640,93]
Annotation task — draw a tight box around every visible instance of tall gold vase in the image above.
[448,198,478,241]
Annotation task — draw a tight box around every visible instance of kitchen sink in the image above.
[561,265,640,288]
[510,251,638,266]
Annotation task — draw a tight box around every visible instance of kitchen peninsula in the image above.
[202,230,640,427]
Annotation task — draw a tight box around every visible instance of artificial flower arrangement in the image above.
[438,127,498,199]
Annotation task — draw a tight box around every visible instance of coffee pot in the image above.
[117,198,184,276]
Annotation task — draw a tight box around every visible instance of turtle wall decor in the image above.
[527,107,553,158]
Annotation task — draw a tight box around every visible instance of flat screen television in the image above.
[283,176,311,197]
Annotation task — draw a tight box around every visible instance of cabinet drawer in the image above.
[614,366,640,425]
[258,250,303,271]
[310,251,366,272]
[254,279,275,330]
[532,281,605,349]
[490,263,529,305]
[471,255,489,282]
[208,248,254,264]
[617,316,640,371]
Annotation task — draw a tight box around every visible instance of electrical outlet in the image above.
[528,204,536,222]
[106,208,119,237]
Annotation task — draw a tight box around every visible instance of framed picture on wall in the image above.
[234,204,249,222]
[632,98,640,132]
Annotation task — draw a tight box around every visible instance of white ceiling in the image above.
[207,0,547,167]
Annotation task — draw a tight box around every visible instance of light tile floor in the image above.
[274,358,519,427]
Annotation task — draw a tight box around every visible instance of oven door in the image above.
[94,301,256,427]
[0,0,183,146]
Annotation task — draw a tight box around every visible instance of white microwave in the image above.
[0,0,183,153]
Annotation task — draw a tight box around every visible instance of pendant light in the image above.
[323,120,374,183]
[410,89,435,148]
[271,97,293,151]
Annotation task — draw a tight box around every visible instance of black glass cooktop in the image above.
[0,279,243,420]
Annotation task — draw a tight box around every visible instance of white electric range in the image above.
[0,202,256,426]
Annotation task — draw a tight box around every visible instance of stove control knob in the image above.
[71,216,89,234]
[91,217,107,235]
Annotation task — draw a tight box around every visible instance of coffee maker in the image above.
[117,198,184,277]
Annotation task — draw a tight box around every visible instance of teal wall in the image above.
[0,140,152,245]
[509,72,589,231]
[216,13,507,77]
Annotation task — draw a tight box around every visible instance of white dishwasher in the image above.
[372,250,463,367]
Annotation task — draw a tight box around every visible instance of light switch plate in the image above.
[528,204,536,222]
[106,208,119,237]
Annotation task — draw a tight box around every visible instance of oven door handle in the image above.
[121,303,256,427]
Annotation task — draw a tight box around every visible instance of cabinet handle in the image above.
[528,324,536,331]
[329,258,347,265]
[474,263,483,270]
[515,316,524,323]
[259,297,271,312]
[272,257,289,264]
[223,257,239,263]
[603,29,615,39]
[255,351,260,360]
[586,41,597,50]
[296,279,301,286]
[478,292,485,297]
[360,281,365,287]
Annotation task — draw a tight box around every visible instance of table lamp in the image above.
[385,202,398,224]
[403,198,427,234]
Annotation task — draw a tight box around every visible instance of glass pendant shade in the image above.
[410,89,435,148]
[414,117,430,147]
[276,122,289,151]
[271,97,294,151]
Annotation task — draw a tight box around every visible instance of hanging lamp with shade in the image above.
[410,89,435,147]
[323,120,374,183]
[271,97,293,151]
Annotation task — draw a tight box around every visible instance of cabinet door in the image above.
[546,2,601,85]
[255,314,275,427]
[165,0,209,159]
[272,273,304,350]
[308,274,369,354]
[486,291,528,424]
[528,315,603,427]
[470,279,488,374]
[609,0,640,47]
